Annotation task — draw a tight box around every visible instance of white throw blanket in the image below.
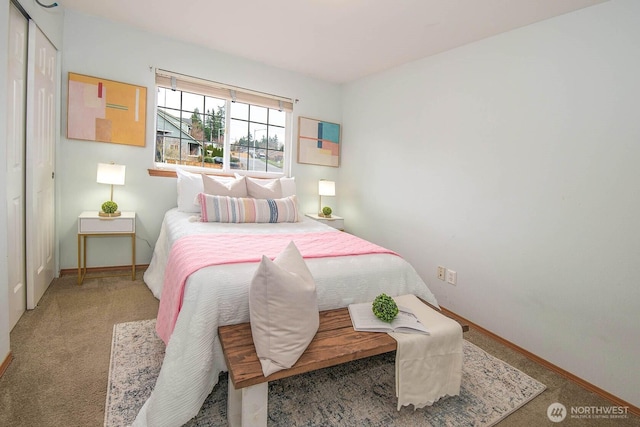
[389,295,463,410]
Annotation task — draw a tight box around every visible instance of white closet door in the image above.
[6,4,28,329]
[26,21,57,309]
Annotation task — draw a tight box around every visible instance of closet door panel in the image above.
[26,21,57,309]
[6,3,28,329]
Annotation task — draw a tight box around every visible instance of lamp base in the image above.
[99,211,121,217]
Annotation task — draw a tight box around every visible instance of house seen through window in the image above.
[155,70,293,175]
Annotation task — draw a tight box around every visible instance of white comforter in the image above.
[134,209,439,427]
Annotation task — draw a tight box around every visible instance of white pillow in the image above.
[245,176,283,199]
[249,241,319,377]
[176,168,203,213]
[234,174,296,197]
[202,174,247,197]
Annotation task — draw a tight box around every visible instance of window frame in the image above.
[154,69,294,178]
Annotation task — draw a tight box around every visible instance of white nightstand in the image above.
[77,211,136,285]
[305,213,345,231]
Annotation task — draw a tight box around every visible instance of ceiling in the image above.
[57,0,607,84]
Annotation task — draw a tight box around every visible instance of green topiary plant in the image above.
[322,206,332,217]
[372,293,398,323]
[101,200,118,214]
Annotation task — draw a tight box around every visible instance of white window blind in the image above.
[155,69,294,112]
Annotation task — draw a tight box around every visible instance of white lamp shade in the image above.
[97,163,126,185]
[318,180,335,196]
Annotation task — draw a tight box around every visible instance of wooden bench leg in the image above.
[227,377,268,427]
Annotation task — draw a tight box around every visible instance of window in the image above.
[155,70,293,176]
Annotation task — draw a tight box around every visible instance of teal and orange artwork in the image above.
[298,117,340,167]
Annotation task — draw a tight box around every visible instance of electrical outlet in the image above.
[446,270,457,285]
[437,266,446,280]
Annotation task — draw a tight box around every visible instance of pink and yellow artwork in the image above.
[67,73,146,147]
[297,116,340,167]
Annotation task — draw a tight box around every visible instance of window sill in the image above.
[147,168,285,179]
[147,168,236,178]
[148,168,179,178]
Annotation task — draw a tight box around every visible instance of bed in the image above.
[133,174,439,427]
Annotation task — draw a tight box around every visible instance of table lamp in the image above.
[97,162,126,217]
[318,179,335,217]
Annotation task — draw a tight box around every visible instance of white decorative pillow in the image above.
[198,194,299,223]
[202,174,247,197]
[245,176,283,199]
[249,241,319,376]
[233,174,296,197]
[176,168,203,213]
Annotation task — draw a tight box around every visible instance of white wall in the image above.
[1,0,64,372]
[341,0,639,406]
[58,10,342,270]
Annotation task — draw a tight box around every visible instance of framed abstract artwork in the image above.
[67,72,147,147]
[297,116,340,167]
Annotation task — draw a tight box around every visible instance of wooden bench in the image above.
[219,301,468,427]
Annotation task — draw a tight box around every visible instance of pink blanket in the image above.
[156,232,399,343]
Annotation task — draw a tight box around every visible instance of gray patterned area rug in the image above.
[105,319,545,427]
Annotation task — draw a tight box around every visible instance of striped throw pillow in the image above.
[198,193,299,223]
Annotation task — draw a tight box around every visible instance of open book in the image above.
[348,302,430,335]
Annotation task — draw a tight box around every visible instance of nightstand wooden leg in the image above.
[77,234,86,285]
[83,235,87,279]
[77,234,81,285]
[131,234,136,280]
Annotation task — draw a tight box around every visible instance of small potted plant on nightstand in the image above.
[321,206,332,218]
[100,200,121,217]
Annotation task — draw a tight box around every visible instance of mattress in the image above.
[134,208,439,427]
